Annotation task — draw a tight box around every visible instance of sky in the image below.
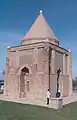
[0,0,77,79]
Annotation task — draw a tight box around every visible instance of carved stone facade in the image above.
[4,11,72,103]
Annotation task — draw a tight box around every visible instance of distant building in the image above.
[4,10,72,102]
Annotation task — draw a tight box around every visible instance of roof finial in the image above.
[40,10,43,14]
[68,49,71,52]
[7,45,10,48]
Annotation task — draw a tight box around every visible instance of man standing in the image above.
[47,89,51,105]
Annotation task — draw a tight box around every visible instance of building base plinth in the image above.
[50,98,63,109]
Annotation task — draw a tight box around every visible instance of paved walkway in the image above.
[0,94,50,108]
[0,92,77,108]
[63,92,77,105]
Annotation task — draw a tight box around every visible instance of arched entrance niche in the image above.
[19,67,29,97]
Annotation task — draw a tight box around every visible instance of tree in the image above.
[72,77,77,91]
[75,77,77,81]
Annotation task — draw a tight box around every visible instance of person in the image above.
[47,89,51,105]
[58,89,60,97]
[1,85,4,90]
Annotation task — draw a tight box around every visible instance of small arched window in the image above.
[21,67,29,75]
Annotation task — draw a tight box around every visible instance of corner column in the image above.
[63,54,66,75]
[52,49,55,74]
[16,50,19,67]
[51,49,56,97]
[61,53,66,97]
[16,49,20,98]
[4,48,10,96]
[68,51,72,96]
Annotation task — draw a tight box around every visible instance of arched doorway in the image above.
[20,67,29,97]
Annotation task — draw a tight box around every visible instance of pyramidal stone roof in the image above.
[22,10,57,41]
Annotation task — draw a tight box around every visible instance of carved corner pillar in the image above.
[16,50,19,67]
[33,47,38,64]
[63,54,66,75]
[51,49,55,74]
[4,64,8,96]
[4,49,11,96]
[6,48,11,65]
[43,46,49,74]
[68,51,72,96]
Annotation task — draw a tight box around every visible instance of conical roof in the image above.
[22,10,57,40]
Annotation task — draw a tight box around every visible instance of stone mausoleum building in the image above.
[4,10,72,103]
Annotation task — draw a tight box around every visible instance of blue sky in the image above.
[0,0,77,79]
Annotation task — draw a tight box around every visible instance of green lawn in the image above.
[0,100,77,120]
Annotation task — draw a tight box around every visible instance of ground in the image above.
[0,100,77,120]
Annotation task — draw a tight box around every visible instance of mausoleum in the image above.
[4,10,72,104]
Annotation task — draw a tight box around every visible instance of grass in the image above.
[0,100,77,120]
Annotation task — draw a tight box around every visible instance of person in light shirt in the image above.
[1,85,4,90]
[47,89,51,105]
